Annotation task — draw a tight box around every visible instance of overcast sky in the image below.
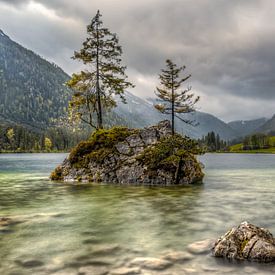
[0,0,275,122]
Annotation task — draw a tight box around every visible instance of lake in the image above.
[0,153,274,274]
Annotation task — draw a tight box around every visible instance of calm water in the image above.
[0,153,275,274]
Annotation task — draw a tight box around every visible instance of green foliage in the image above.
[50,166,63,181]
[44,137,53,152]
[199,131,227,152]
[136,134,202,171]
[0,31,71,129]
[69,126,135,165]
[243,133,270,150]
[0,122,88,152]
[67,10,134,129]
[154,59,199,134]
[229,134,275,153]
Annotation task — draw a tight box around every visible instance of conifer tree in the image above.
[67,10,134,130]
[154,59,199,135]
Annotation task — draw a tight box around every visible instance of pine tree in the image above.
[154,59,199,135]
[67,10,134,130]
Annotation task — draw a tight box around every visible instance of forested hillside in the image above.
[0,29,71,129]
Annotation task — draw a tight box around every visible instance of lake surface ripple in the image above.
[0,153,274,274]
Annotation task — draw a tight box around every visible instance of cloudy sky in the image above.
[0,0,275,122]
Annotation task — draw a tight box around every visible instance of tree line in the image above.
[198,131,228,152]
[242,133,272,150]
[0,123,88,152]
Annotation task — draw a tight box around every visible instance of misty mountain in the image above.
[115,92,238,140]
[255,115,275,134]
[228,118,267,137]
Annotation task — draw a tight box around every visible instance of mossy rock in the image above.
[50,165,63,181]
[136,134,202,172]
[69,126,137,166]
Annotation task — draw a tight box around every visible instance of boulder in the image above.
[50,121,204,185]
[212,221,275,263]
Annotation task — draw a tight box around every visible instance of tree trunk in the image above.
[171,73,175,135]
[174,157,183,184]
[96,23,103,129]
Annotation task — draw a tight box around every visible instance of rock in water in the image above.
[212,221,275,263]
[50,120,204,185]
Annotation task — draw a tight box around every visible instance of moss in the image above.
[240,239,249,252]
[50,165,63,181]
[69,126,137,167]
[136,134,202,172]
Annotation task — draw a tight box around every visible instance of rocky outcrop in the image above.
[50,120,204,185]
[212,221,275,263]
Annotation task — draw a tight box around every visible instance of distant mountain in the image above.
[228,118,267,137]
[115,92,238,140]
[255,115,275,134]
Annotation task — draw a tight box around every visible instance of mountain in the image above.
[0,29,72,130]
[255,115,275,134]
[115,92,238,140]
[0,29,239,144]
[228,118,267,137]
[0,29,126,130]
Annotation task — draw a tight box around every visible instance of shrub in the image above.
[136,134,202,171]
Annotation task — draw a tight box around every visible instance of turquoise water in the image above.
[0,153,274,274]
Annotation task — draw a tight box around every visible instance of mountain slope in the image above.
[0,29,127,131]
[115,92,238,140]
[255,115,275,134]
[228,118,267,137]
[0,29,72,130]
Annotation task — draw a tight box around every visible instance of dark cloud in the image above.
[0,0,30,6]
[0,0,275,121]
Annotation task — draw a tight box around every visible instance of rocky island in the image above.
[50,120,204,184]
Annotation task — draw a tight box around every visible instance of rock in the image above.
[15,259,44,268]
[0,217,22,227]
[110,267,141,275]
[50,268,78,275]
[212,221,275,263]
[91,244,121,256]
[51,120,204,185]
[0,217,12,226]
[187,239,214,254]
[140,128,158,146]
[161,250,193,262]
[179,267,197,274]
[78,265,109,275]
[125,134,144,148]
[115,142,132,155]
[129,257,172,270]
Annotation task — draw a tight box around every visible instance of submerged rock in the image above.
[50,120,204,185]
[110,267,141,275]
[129,257,172,270]
[187,239,214,254]
[212,221,275,263]
[161,250,194,263]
